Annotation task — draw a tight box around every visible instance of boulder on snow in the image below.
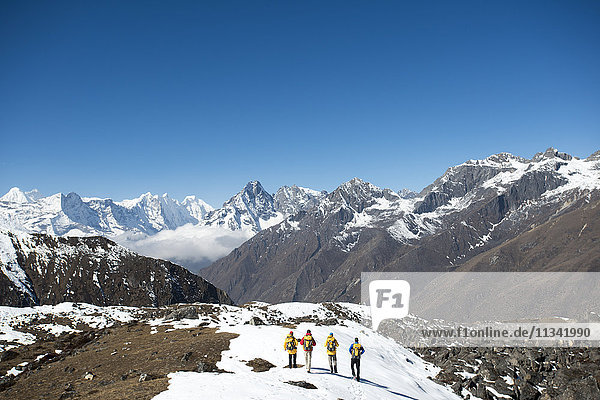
[246,358,275,372]
[245,316,265,326]
[285,380,317,389]
[165,306,199,321]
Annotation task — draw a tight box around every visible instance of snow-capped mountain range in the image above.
[202,148,600,303]
[0,182,327,271]
[0,189,212,237]
[0,182,325,237]
[319,147,600,251]
[2,147,599,282]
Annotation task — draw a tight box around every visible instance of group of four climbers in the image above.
[283,330,365,381]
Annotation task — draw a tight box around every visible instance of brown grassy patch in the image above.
[0,324,237,400]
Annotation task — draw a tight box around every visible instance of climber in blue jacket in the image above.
[349,337,365,381]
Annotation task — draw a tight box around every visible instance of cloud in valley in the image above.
[115,224,254,273]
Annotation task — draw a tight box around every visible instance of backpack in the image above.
[326,339,336,352]
[303,335,313,351]
[286,338,296,351]
[352,343,362,358]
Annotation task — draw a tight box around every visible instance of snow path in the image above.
[153,304,461,400]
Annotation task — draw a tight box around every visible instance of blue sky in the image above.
[1,1,599,206]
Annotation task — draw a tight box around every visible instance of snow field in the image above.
[0,302,140,350]
[154,304,461,400]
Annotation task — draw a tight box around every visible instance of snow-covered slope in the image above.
[0,232,36,303]
[0,302,141,349]
[154,302,460,400]
[0,301,461,399]
[2,302,596,399]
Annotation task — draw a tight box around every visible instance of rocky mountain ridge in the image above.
[201,148,600,303]
[0,230,232,307]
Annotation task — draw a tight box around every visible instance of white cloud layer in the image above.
[114,224,254,272]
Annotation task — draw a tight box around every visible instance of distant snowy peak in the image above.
[398,188,417,199]
[532,147,573,162]
[201,181,327,233]
[327,178,398,213]
[0,188,214,237]
[116,192,213,222]
[273,185,327,215]
[229,181,276,216]
[114,192,201,231]
[416,148,600,213]
[0,187,40,204]
[182,195,214,221]
[203,181,281,232]
[1,188,28,203]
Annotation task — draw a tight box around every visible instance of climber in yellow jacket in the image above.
[283,331,298,368]
[324,332,339,373]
